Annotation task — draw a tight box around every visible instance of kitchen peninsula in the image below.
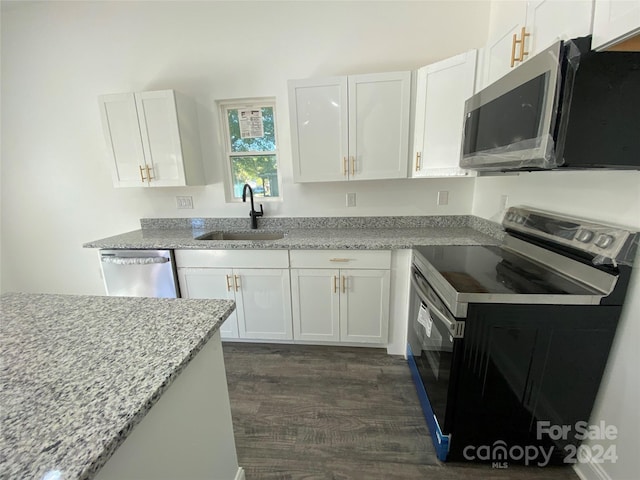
[0,293,240,480]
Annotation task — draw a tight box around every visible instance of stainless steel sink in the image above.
[195,231,286,241]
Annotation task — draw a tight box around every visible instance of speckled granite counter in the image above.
[0,292,235,480]
[83,215,503,250]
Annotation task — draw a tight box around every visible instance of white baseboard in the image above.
[234,467,246,480]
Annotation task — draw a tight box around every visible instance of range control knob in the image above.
[515,215,526,224]
[576,229,594,243]
[594,234,615,249]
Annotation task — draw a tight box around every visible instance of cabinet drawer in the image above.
[290,250,390,269]
[175,250,289,269]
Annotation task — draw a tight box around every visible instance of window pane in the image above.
[230,155,279,199]
[227,107,276,153]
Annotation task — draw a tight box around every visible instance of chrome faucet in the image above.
[242,183,264,229]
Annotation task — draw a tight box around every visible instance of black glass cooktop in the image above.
[414,245,596,296]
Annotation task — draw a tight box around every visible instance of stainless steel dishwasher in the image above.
[99,249,179,298]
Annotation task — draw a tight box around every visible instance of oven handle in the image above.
[411,266,465,338]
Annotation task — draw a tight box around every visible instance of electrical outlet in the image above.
[176,196,193,209]
[346,192,357,207]
[437,191,449,206]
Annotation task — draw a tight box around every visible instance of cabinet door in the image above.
[412,51,477,178]
[592,0,640,50]
[98,93,147,188]
[348,72,410,180]
[525,0,593,54]
[288,77,349,183]
[291,269,340,342]
[340,269,390,344]
[177,268,239,339]
[234,268,293,341]
[481,1,528,89]
[135,91,186,187]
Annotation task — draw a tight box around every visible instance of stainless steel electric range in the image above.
[407,206,637,465]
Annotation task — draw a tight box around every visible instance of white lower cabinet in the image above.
[290,251,391,345]
[175,250,292,341]
[290,269,340,342]
[177,267,239,338]
[176,249,390,346]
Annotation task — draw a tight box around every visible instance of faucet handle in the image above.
[257,204,264,217]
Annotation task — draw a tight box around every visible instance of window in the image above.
[219,99,280,200]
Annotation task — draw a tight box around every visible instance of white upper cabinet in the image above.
[347,73,411,181]
[482,0,529,88]
[592,0,640,50]
[524,0,593,53]
[412,50,477,178]
[481,0,593,89]
[288,77,348,182]
[98,90,204,188]
[288,71,411,183]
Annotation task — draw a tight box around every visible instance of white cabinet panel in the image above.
[289,77,348,182]
[412,50,477,178]
[290,250,390,346]
[525,0,593,54]
[235,269,293,341]
[348,72,411,180]
[289,250,390,269]
[480,0,593,89]
[175,249,289,269]
[98,90,203,188]
[177,268,239,339]
[593,0,640,50]
[291,269,340,342]
[99,93,147,187]
[177,266,292,341]
[136,91,185,186]
[482,20,525,88]
[340,270,390,344]
[288,71,410,183]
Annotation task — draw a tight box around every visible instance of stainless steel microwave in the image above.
[460,36,640,171]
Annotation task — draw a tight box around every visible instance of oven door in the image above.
[407,264,464,461]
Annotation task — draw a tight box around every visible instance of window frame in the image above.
[218,97,282,203]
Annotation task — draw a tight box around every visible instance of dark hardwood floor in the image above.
[223,343,579,480]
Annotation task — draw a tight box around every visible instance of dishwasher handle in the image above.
[100,256,170,266]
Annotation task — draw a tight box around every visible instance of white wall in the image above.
[472,170,640,227]
[0,0,489,295]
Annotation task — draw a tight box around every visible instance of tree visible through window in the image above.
[220,100,280,199]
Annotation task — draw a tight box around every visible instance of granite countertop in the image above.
[83,216,504,250]
[0,292,235,480]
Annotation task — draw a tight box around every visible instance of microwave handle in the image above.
[411,268,464,338]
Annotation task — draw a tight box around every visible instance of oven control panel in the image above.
[503,206,637,264]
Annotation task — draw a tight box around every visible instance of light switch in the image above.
[437,191,449,206]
